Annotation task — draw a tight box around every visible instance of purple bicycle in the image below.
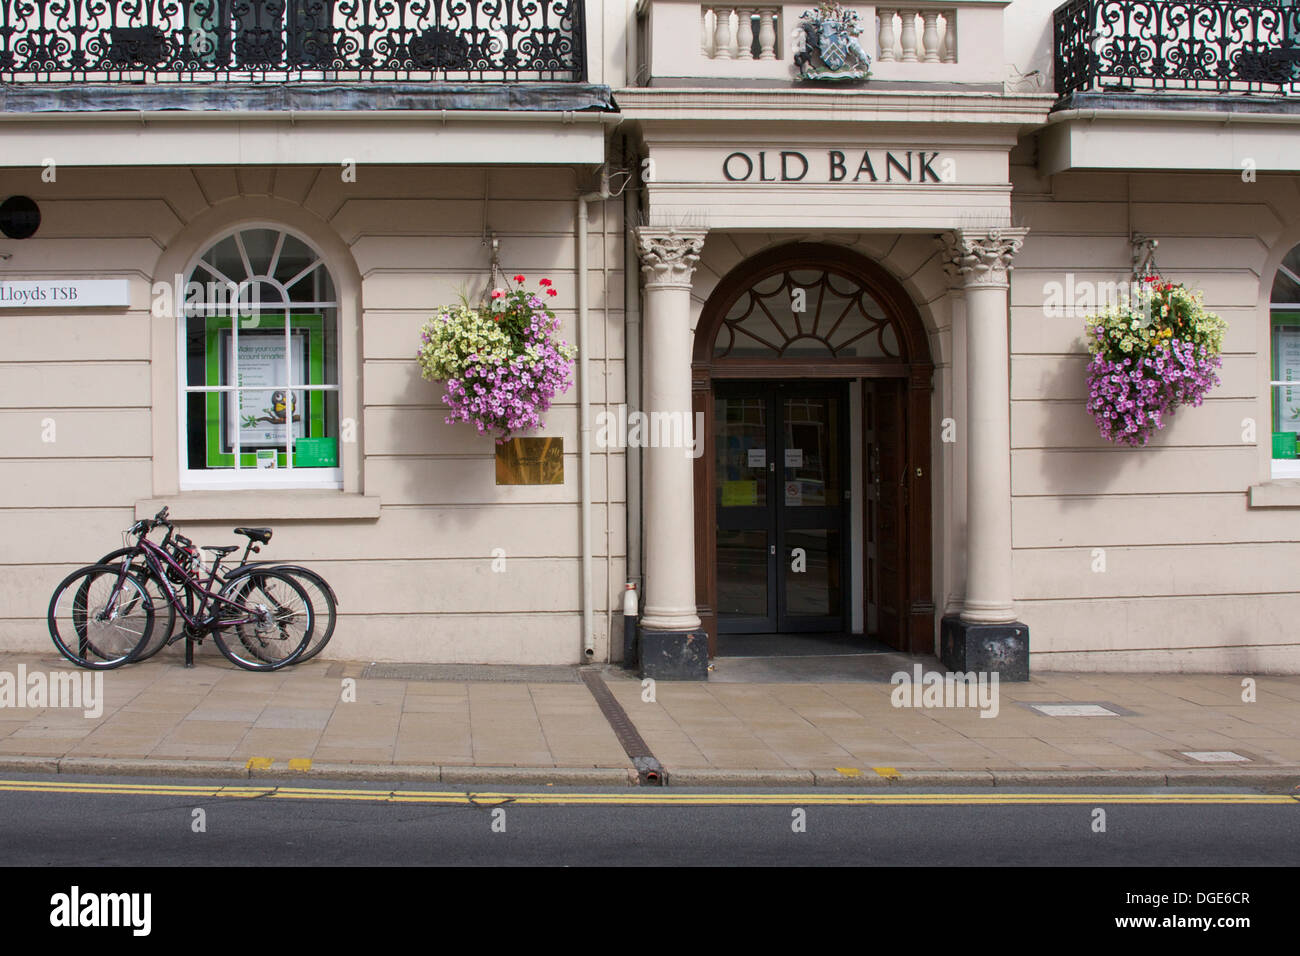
[48,509,314,671]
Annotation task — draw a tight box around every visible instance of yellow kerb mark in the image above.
[873,767,901,779]
[834,767,862,778]
[245,757,274,770]
[288,758,312,772]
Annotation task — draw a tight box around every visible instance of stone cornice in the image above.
[615,88,1057,129]
[938,227,1029,289]
[636,228,707,289]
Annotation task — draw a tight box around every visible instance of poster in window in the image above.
[203,314,328,468]
[224,332,307,449]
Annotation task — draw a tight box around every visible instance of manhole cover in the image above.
[360,663,581,683]
[1181,751,1251,763]
[1029,703,1124,717]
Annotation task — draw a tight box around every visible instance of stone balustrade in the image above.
[636,1,1008,86]
[876,8,957,64]
[699,6,783,60]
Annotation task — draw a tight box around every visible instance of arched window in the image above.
[698,244,930,376]
[1270,243,1300,477]
[713,268,900,360]
[179,225,342,488]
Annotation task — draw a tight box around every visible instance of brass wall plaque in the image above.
[495,437,564,485]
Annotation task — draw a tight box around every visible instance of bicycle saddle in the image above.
[234,527,273,544]
[202,545,240,556]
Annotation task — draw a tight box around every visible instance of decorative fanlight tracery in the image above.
[712,267,901,361]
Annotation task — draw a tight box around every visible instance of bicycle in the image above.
[50,509,315,672]
[97,517,337,665]
[45,563,155,669]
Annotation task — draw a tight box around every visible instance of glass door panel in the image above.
[778,389,847,632]
[715,392,775,631]
[715,383,849,635]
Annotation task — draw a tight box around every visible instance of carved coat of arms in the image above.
[793,2,872,81]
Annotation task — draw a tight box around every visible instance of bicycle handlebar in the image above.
[129,506,175,538]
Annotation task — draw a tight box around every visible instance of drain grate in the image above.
[360,663,582,683]
[580,670,664,785]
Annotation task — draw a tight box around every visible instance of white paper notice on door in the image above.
[747,448,766,468]
[784,448,803,468]
[785,480,802,505]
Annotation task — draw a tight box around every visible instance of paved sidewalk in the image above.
[0,650,1297,788]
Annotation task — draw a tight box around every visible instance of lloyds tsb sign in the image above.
[722,149,945,184]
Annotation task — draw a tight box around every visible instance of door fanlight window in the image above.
[713,268,900,360]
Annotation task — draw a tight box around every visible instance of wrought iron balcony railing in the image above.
[0,0,586,82]
[1054,0,1300,96]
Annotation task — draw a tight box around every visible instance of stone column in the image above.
[937,227,1030,679]
[635,227,709,680]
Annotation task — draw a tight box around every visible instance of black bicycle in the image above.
[49,510,315,671]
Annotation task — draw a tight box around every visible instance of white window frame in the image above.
[177,224,344,491]
[1269,252,1300,478]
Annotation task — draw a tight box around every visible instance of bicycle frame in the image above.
[107,534,269,667]
[131,536,260,633]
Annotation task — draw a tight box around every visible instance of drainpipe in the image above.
[624,148,643,600]
[577,168,611,660]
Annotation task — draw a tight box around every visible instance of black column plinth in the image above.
[637,629,709,681]
[939,615,1029,682]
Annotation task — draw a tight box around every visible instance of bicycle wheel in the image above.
[98,547,177,661]
[211,569,313,671]
[232,565,337,663]
[48,564,154,669]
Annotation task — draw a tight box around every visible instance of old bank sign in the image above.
[722,149,950,184]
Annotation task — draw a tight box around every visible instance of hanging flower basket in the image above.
[1083,275,1227,447]
[417,276,576,442]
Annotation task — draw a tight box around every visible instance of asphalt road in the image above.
[0,774,1296,867]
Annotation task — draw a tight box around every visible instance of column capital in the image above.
[938,227,1029,290]
[635,227,707,290]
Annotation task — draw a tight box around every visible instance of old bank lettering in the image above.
[723,150,942,184]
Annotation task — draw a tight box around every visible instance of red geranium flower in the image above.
[513,275,526,283]
[490,289,505,299]
[546,288,558,297]
[538,278,552,287]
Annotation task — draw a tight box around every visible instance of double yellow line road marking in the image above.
[0,779,1294,807]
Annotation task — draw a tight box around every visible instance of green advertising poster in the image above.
[1273,312,1300,436]
[204,314,328,468]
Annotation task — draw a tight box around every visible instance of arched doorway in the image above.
[692,243,935,656]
